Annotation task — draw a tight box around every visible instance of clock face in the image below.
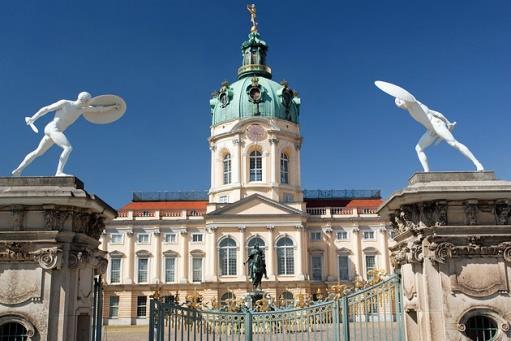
[247,124,267,142]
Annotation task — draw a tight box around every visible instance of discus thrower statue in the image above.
[375,81,483,172]
[12,92,126,176]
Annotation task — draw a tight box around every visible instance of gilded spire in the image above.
[247,4,258,32]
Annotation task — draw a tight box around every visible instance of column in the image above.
[233,137,242,186]
[210,145,216,191]
[269,138,279,186]
[295,142,302,187]
[178,230,189,283]
[266,225,275,280]
[352,227,362,279]
[239,226,247,278]
[125,229,134,283]
[379,226,390,273]
[205,225,218,282]
[324,226,337,281]
[153,228,161,283]
[295,224,305,280]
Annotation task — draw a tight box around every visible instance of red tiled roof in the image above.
[345,199,383,208]
[120,201,208,211]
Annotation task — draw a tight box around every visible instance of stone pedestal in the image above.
[0,177,116,341]
[379,172,511,341]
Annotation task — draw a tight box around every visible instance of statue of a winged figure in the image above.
[375,81,484,172]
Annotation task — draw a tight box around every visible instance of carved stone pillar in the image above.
[153,228,161,283]
[269,138,279,186]
[178,230,189,283]
[379,171,511,341]
[0,177,115,341]
[205,225,218,282]
[266,225,275,280]
[239,225,247,277]
[351,227,362,278]
[295,224,305,280]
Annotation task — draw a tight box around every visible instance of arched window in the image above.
[223,153,232,184]
[277,237,294,275]
[281,291,294,307]
[220,292,236,306]
[247,237,265,257]
[0,322,29,340]
[249,151,262,182]
[280,153,289,184]
[219,238,237,276]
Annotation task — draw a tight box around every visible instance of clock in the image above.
[246,124,267,142]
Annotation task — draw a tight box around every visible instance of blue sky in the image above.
[0,1,509,208]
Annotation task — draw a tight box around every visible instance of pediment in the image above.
[208,194,303,216]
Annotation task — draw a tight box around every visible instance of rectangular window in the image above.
[192,257,202,283]
[191,233,203,243]
[336,231,348,240]
[223,156,232,184]
[249,152,262,182]
[363,231,375,240]
[311,255,322,281]
[165,257,176,283]
[365,255,376,277]
[110,258,121,284]
[283,193,293,203]
[136,296,147,318]
[280,154,289,184]
[163,233,176,244]
[219,195,229,203]
[136,233,150,244]
[137,258,148,283]
[109,295,119,318]
[111,233,123,244]
[310,231,322,241]
[339,255,350,281]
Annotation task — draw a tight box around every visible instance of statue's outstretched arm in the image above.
[83,104,118,113]
[29,100,66,123]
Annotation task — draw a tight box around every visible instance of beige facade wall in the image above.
[100,208,391,325]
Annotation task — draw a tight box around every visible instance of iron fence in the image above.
[149,274,403,341]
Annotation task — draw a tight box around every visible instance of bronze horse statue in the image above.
[244,244,268,291]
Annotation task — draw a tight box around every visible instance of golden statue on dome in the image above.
[247,4,258,32]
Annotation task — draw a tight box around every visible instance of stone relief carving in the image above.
[44,208,70,231]
[390,201,449,237]
[11,206,26,230]
[33,248,62,270]
[464,201,478,225]
[494,200,510,225]
[450,258,508,297]
[428,238,511,264]
[0,266,43,305]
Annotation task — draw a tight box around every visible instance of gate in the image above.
[91,275,103,341]
[149,274,403,341]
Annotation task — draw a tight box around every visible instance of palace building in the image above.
[100,16,392,326]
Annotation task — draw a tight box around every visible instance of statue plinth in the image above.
[243,290,265,310]
[0,177,116,341]
[379,171,511,341]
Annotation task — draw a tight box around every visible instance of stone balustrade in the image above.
[306,207,378,217]
[116,208,207,220]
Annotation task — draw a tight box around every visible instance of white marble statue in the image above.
[375,81,484,172]
[12,92,126,177]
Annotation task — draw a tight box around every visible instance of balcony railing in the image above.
[306,207,378,217]
[117,208,206,220]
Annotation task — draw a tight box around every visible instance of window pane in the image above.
[111,233,123,244]
[165,257,175,283]
[192,257,202,282]
[137,296,147,317]
[337,231,347,240]
[223,154,232,184]
[138,258,148,283]
[339,255,349,281]
[365,255,376,277]
[110,258,121,283]
[249,151,262,182]
[311,255,322,280]
[109,295,119,318]
[280,153,289,184]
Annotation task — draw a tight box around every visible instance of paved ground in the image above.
[102,325,148,341]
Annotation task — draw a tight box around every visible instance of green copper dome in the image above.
[210,31,301,126]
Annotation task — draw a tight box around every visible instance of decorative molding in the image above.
[269,138,279,145]
[266,224,275,230]
[429,238,511,264]
[464,200,478,225]
[33,248,62,270]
